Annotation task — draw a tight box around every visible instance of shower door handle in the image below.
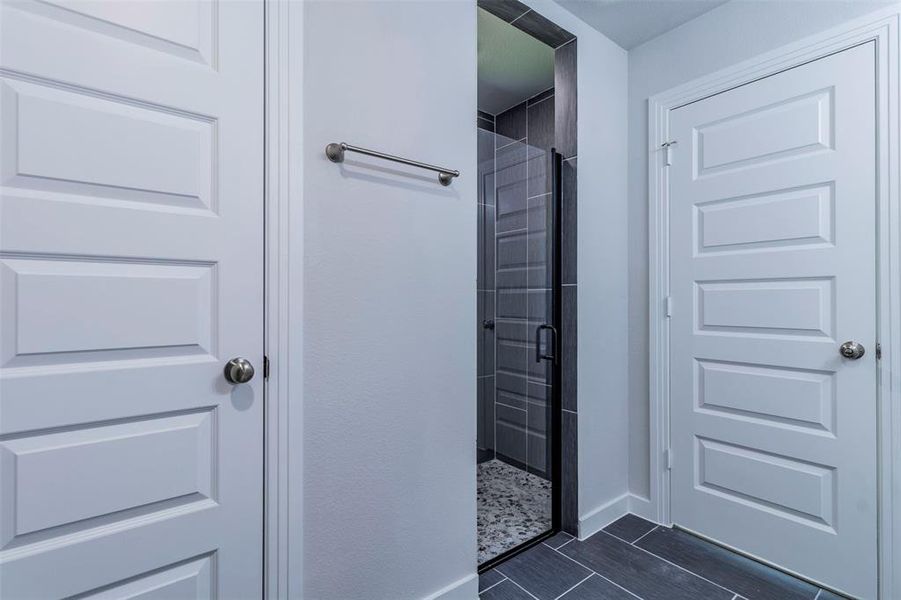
[535,324,558,364]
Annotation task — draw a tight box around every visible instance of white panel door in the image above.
[669,42,877,598]
[0,0,263,597]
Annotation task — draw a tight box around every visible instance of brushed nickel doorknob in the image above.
[224,357,255,384]
[839,341,865,360]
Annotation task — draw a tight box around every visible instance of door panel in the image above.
[0,0,263,597]
[669,42,876,598]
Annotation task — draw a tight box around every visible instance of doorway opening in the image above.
[476,1,576,570]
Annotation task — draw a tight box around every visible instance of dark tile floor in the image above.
[478,514,849,600]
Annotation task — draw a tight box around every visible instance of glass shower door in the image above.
[477,130,561,567]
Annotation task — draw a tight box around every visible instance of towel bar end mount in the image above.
[325,142,346,163]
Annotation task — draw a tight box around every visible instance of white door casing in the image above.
[0,1,264,597]
[668,42,877,598]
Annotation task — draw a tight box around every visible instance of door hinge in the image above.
[664,448,673,470]
[665,295,673,318]
[661,140,678,167]
[263,355,270,379]
[876,342,882,360]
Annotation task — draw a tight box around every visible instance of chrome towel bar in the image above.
[325,142,460,186]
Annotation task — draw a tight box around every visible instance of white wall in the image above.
[301,2,477,598]
[299,1,631,595]
[626,0,896,505]
[521,0,631,536]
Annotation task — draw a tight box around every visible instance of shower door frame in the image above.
[478,149,564,573]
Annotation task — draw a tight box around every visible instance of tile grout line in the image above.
[496,400,527,413]
[598,530,739,598]
[497,137,527,151]
[497,226,529,235]
[494,566,540,600]
[542,536,573,552]
[602,529,636,545]
[526,86,555,105]
[479,575,508,595]
[527,93,554,108]
[549,544,645,600]
[553,574,592,600]
[629,525,659,546]
[509,8,531,25]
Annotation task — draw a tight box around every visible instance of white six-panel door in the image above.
[0,1,264,597]
[669,42,877,598]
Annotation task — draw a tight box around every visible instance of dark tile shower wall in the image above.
[555,39,578,534]
[492,90,555,480]
[478,0,576,49]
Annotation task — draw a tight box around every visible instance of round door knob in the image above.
[224,357,255,384]
[839,341,865,360]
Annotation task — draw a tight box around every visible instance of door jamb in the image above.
[647,8,900,599]
[264,1,303,598]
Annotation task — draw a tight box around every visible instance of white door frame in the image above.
[648,7,901,599]
[264,1,304,598]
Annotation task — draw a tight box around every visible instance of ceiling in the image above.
[478,8,555,115]
[554,0,729,49]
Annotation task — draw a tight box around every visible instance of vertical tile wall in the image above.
[555,39,578,534]
[492,88,555,480]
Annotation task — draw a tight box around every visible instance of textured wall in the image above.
[302,2,478,598]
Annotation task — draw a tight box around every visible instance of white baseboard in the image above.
[627,493,658,523]
[578,493,663,540]
[423,573,478,600]
[577,492,630,539]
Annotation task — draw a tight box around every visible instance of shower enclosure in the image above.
[475,0,577,569]
[476,112,562,567]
